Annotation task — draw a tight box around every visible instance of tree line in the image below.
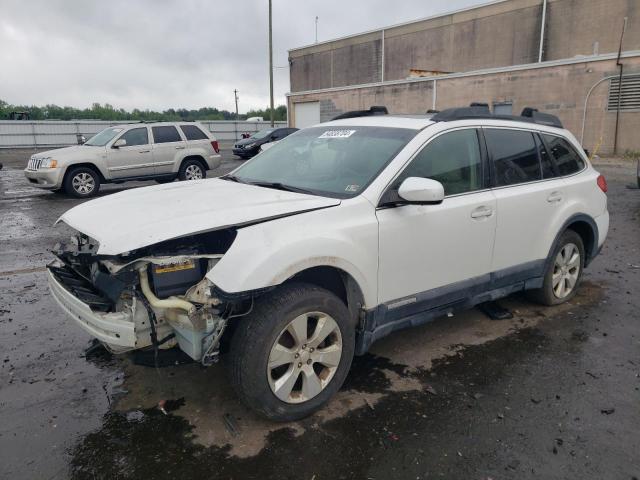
[0,100,287,122]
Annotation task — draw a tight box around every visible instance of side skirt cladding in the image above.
[355,260,545,355]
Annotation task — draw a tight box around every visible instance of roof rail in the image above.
[431,103,563,128]
[519,107,563,128]
[331,106,388,121]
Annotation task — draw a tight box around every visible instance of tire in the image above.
[527,229,585,306]
[178,159,206,181]
[64,166,100,198]
[227,283,355,422]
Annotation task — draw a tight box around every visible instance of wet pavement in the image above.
[0,151,638,479]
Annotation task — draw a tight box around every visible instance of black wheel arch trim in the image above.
[548,213,600,268]
[63,163,106,183]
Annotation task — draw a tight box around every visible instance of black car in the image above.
[233,127,298,159]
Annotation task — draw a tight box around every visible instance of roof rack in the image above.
[331,106,388,121]
[431,103,563,128]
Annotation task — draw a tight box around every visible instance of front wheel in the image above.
[64,167,100,198]
[227,283,355,421]
[527,230,585,306]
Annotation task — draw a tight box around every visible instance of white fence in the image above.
[0,120,288,148]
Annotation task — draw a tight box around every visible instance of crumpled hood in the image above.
[58,178,341,255]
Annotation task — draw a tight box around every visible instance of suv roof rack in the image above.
[331,106,388,121]
[431,103,563,128]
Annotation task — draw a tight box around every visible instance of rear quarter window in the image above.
[542,134,585,175]
[180,125,209,141]
[152,126,182,143]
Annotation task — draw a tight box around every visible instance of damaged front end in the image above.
[47,228,241,365]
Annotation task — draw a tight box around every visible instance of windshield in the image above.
[250,129,275,140]
[84,127,123,146]
[230,126,417,198]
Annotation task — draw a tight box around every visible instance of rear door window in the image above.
[484,128,541,186]
[180,125,209,141]
[541,134,585,175]
[119,127,148,147]
[152,126,182,143]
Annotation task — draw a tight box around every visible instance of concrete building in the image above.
[286,0,640,154]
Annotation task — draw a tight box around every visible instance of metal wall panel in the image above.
[0,120,287,148]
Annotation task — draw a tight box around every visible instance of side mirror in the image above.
[112,139,127,148]
[397,177,444,204]
[76,134,86,145]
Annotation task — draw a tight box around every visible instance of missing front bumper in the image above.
[48,266,138,350]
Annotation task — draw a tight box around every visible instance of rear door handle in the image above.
[175,146,185,150]
[471,206,493,219]
[547,191,563,203]
[138,150,150,153]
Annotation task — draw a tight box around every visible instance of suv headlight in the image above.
[245,143,256,148]
[41,158,58,168]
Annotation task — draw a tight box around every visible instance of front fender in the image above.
[61,160,110,181]
[206,202,379,307]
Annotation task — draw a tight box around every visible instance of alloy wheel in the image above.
[267,312,343,404]
[552,243,581,299]
[184,164,203,180]
[72,172,95,195]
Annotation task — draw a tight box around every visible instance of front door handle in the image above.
[138,150,150,153]
[471,206,493,219]
[547,191,563,203]
[175,146,185,150]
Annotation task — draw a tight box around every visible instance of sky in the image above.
[0,0,488,113]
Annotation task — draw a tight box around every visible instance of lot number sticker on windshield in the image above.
[319,130,356,139]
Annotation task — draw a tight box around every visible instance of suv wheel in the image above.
[178,159,205,181]
[227,283,355,421]
[64,167,100,198]
[528,229,585,306]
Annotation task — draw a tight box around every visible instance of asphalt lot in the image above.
[0,148,638,479]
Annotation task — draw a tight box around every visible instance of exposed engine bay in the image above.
[47,228,248,365]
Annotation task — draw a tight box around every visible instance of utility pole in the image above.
[315,16,319,43]
[233,89,239,141]
[234,89,239,119]
[268,0,275,127]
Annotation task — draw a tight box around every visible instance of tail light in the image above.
[211,140,220,154]
[597,174,608,193]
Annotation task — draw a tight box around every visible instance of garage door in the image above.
[293,102,320,129]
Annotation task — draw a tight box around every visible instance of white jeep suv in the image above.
[24,122,221,197]
[47,106,608,420]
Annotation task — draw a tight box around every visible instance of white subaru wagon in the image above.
[48,106,608,420]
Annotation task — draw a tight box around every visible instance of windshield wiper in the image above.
[220,174,245,183]
[247,181,315,195]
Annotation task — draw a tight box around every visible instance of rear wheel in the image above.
[178,159,205,181]
[64,167,100,198]
[527,230,584,306]
[227,283,355,421]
